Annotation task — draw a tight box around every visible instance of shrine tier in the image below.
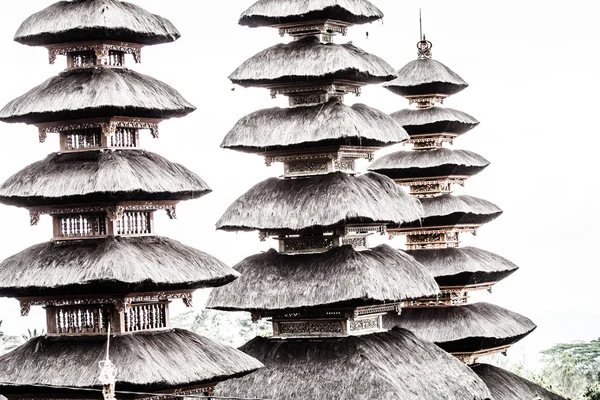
[0,1,264,397]
[368,36,537,368]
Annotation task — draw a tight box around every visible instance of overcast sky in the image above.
[0,0,597,364]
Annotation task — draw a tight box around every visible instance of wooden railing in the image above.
[116,211,152,235]
[123,302,169,332]
[64,128,102,150]
[55,213,107,238]
[48,305,111,335]
[109,127,137,147]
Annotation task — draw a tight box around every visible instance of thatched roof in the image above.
[472,363,567,400]
[14,0,180,46]
[221,99,408,153]
[384,58,468,98]
[0,150,210,207]
[368,148,489,179]
[207,245,439,312]
[0,68,195,124]
[390,107,479,137]
[0,236,237,298]
[239,0,383,27]
[384,302,536,353]
[229,36,396,87]
[215,328,492,399]
[401,194,502,228]
[217,172,423,231]
[406,246,519,288]
[0,329,262,396]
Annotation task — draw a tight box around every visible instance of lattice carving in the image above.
[279,236,336,254]
[340,236,367,248]
[276,20,350,38]
[349,316,380,332]
[19,291,193,309]
[270,82,362,100]
[284,160,329,175]
[115,211,152,235]
[276,320,343,336]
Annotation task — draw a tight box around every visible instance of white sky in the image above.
[0,0,598,364]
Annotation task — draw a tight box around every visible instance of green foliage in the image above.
[0,320,24,355]
[171,309,272,347]
[21,327,45,341]
[543,338,600,381]
[585,382,600,400]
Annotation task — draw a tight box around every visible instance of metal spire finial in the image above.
[417,9,432,59]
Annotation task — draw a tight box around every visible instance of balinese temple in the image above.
[0,1,262,399]
[370,33,564,398]
[207,1,503,399]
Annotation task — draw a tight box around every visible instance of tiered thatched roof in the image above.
[0,150,210,207]
[207,245,439,312]
[406,246,519,288]
[0,68,194,124]
[217,172,423,231]
[239,0,383,27]
[215,328,493,400]
[0,236,238,297]
[390,107,479,137]
[368,148,489,179]
[471,363,567,400]
[229,36,396,87]
[401,194,502,228]
[14,0,180,46]
[0,329,263,397]
[222,99,408,153]
[384,303,536,353]
[384,58,468,97]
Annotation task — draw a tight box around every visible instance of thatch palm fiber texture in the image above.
[0,236,238,297]
[239,0,383,27]
[472,363,567,400]
[0,329,263,394]
[0,68,195,124]
[384,302,536,353]
[391,106,479,136]
[222,99,408,153]
[384,58,468,97]
[368,147,489,179]
[0,150,210,207]
[401,194,502,228]
[14,0,180,46]
[406,246,519,287]
[217,172,423,231]
[215,328,492,400]
[230,36,396,87]
[207,245,439,312]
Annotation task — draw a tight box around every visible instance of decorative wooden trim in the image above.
[453,344,513,365]
[36,117,161,144]
[46,40,143,66]
[264,80,363,102]
[18,290,193,315]
[29,202,178,226]
[274,19,351,38]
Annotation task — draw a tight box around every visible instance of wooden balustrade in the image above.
[123,302,169,332]
[47,305,111,335]
[54,213,107,238]
[64,128,102,150]
[109,127,137,147]
[116,211,153,235]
